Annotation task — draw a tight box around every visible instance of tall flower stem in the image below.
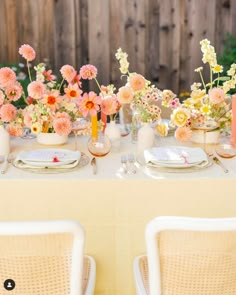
[199,71,206,91]
[217,73,220,87]
[58,78,65,92]
[27,60,32,82]
[210,65,213,90]
[94,77,102,93]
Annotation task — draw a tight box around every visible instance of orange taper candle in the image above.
[231,94,236,147]
[91,114,98,141]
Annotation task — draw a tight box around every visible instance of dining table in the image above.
[1,133,236,295]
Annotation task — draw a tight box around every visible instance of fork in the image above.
[121,155,128,174]
[127,153,137,174]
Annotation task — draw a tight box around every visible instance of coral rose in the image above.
[0,90,4,106]
[117,86,134,104]
[60,65,77,83]
[101,95,119,116]
[208,87,225,104]
[129,74,145,91]
[27,81,46,99]
[0,104,17,122]
[80,64,97,80]
[19,44,36,61]
[5,81,23,101]
[0,67,16,88]
[175,126,192,142]
[7,124,23,137]
[53,117,72,136]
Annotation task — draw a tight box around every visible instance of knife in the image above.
[91,157,97,174]
[212,156,229,173]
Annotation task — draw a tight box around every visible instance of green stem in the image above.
[58,78,65,92]
[199,71,206,91]
[217,73,220,87]
[94,77,102,93]
[210,65,213,90]
[27,60,32,82]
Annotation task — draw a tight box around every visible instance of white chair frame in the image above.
[145,216,236,295]
[0,220,85,295]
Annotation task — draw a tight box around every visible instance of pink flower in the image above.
[0,90,4,106]
[71,74,82,87]
[54,112,70,120]
[23,112,32,127]
[7,124,23,137]
[78,91,101,117]
[27,81,46,99]
[0,67,16,88]
[41,90,61,110]
[0,103,17,122]
[117,86,134,104]
[19,44,36,61]
[80,64,97,80]
[208,88,225,104]
[53,117,72,136]
[5,81,23,101]
[129,74,145,91]
[64,84,82,100]
[101,95,119,116]
[60,65,77,83]
[43,69,56,81]
[175,126,192,142]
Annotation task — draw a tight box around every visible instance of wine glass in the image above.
[87,133,111,157]
[21,127,36,139]
[71,119,90,151]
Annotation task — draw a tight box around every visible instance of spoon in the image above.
[215,144,236,159]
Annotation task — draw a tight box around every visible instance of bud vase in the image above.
[105,121,121,152]
[0,125,10,156]
[137,122,155,154]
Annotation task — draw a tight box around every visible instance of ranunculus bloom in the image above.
[79,64,97,80]
[0,67,16,88]
[171,108,190,127]
[27,81,46,99]
[101,95,119,116]
[64,84,82,100]
[19,44,36,61]
[60,65,77,83]
[0,90,4,106]
[78,91,101,117]
[5,81,23,101]
[208,87,225,104]
[175,126,192,142]
[0,103,17,122]
[7,124,23,137]
[129,74,145,91]
[117,86,134,104]
[53,117,72,136]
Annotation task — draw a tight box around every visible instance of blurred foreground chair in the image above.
[134,216,236,295]
[0,220,96,295]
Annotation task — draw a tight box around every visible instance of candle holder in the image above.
[87,133,111,157]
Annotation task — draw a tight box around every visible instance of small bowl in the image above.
[215,144,236,158]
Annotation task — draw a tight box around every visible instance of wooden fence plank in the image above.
[0,0,8,63]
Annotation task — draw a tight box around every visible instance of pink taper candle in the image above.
[231,94,236,147]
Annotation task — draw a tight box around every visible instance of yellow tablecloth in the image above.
[1,135,236,295]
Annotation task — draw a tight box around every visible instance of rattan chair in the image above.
[0,220,96,295]
[134,216,236,295]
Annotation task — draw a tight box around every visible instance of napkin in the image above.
[14,149,81,169]
[144,146,208,167]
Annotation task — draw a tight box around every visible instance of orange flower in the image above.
[27,81,46,99]
[60,65,77,83]
[117,86,134,104]
[175,126,192,142]
[0,67,16,88]
[64,84,82,100]
[129,74,145,91]
[19,44,36,61]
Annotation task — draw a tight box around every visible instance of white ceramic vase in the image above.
[37,133,68,145]
[191,129,220,144]
[137,122,155,154]
[0,125,10,156]
[105,121,121,152]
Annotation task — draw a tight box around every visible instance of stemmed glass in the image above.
[21,127,36,139]
[71,118,90,151]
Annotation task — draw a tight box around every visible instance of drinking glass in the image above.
[72,119,90,151]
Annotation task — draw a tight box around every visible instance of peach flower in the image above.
[101,95,119,116]
[7,124,23,137]
[19,44,36,61]
[64,84,82,100]
[0,90,4,106]
[27,81,46,99]
[129,74,145,91]
[0,67,16,88]
[23,112,32,128]
[0,104,17,122]
[117,86,134,104]
[43,69,56,81]
[208,87,225,104]
[78,91,101,117]
[5,81,23,101]
[79,64,97,80]
[60,65,77,83]
[41,90,61,110]
[54,112,70,120]
[175,126,192,142]
[53,117,72,136]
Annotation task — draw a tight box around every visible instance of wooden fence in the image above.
[1,0,236,94]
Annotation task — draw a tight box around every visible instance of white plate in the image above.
[16,149,81,168]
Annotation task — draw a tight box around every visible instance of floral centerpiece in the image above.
[161,39,234,142]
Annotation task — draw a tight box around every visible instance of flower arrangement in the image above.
[162,39,234,142]
[115,48,162,123]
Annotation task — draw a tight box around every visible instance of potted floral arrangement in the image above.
[161,39,234,143]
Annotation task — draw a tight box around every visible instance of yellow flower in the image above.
[200,104,211,115]
[155,123,168,137]
[183,98,193,108]
[171,108,190,127]
[213,64,223,73]
[190,89,206,102]
[31,122,42,134]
